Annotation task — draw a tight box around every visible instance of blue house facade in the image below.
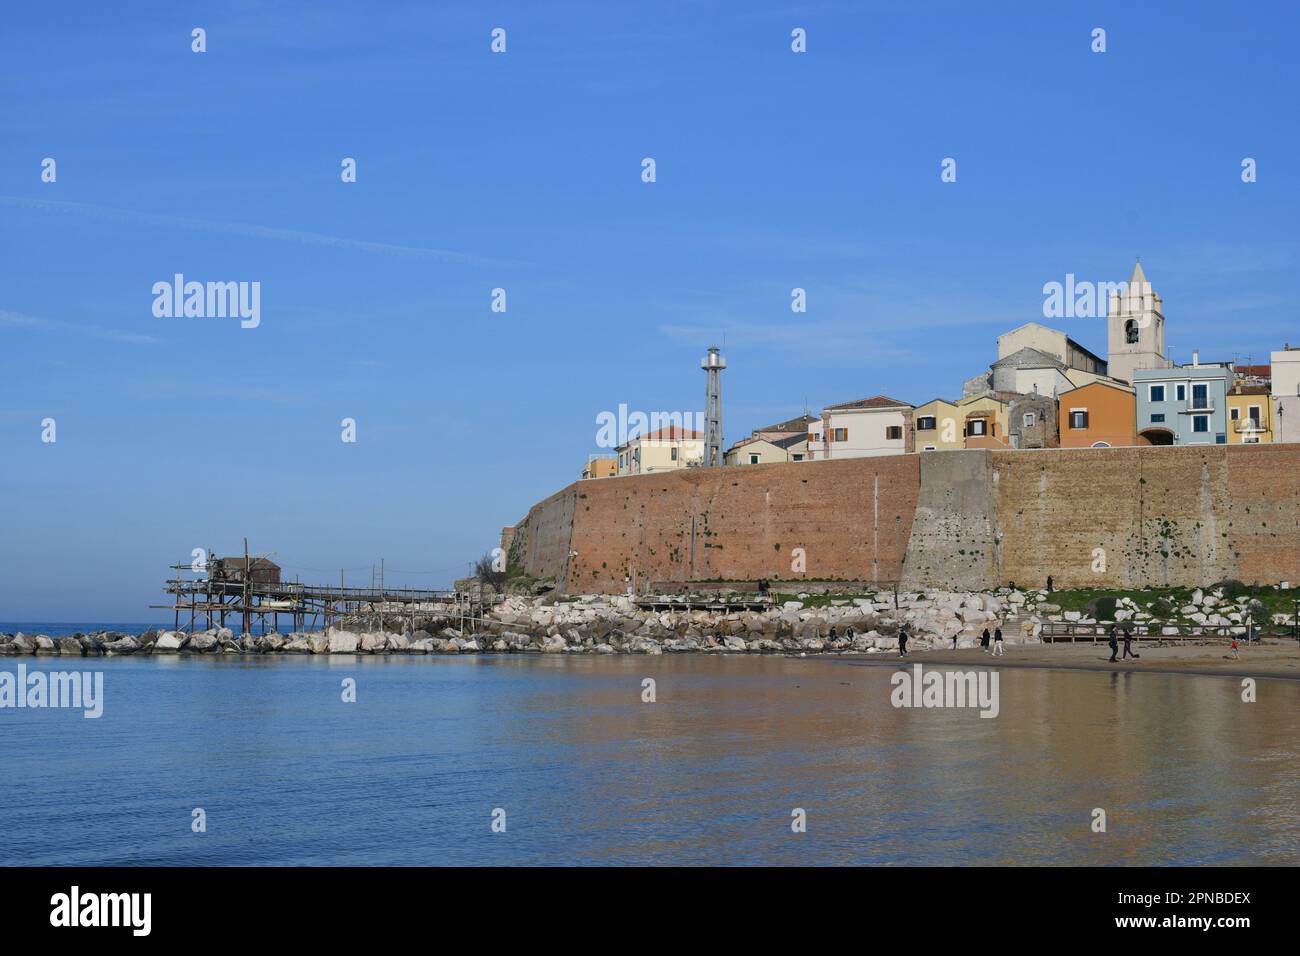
[1133,364,1231,445]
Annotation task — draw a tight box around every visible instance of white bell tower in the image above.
[1107,259,1167,384]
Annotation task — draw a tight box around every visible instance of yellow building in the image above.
[1226,385,1273,444]
[582,456,618,479]
[957,394,1012,449]
[912,398,962,450]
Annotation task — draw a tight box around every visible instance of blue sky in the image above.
[3,1,1298,620]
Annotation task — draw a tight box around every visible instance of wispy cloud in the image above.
[0,308,158,345]
[0,196,518,267]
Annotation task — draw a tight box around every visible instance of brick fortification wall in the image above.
[990,444,1300,588]
[509,445,1300,593]
[513,457,920,593]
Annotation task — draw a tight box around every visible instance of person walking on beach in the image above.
[980,627,991,653]
[992,625,1004,657]
[1122,626,1138,660]
[1107,624,1119,663]
[898,627,909,657]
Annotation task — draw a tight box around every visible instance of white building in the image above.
[1272,346,1300,443]
[809,396,913,459]
[616,426,704,475]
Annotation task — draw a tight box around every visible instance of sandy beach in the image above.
[881,639,1300,679]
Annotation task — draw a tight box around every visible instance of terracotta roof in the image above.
[1234,364,1271,378]
[1231,384,1271,395]
[636,426,703,442]
[824,395,913,411]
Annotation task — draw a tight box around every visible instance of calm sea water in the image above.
[1,623,171,638]
[1,654,1296,866]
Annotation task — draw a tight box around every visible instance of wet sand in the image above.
[845,640,1300,680]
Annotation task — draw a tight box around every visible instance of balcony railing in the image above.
[1232,416,1268,433]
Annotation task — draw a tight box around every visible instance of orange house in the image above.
[1058,381,1149,448]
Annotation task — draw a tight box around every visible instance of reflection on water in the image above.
[1,655,1295,865]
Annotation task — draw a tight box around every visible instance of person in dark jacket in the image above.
[1046,575,1054,593]
[1108,624,1119,663]
[898,627,909,657]
[1122,626,1138,659]
[992,626,1004,657]
[980,627,991,653]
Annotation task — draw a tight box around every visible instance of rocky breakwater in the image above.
[0,589,1045,658]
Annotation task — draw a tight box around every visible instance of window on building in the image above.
[1244,435,1260,443]
[1151,413,1166,423]
[1192,415,1209,433]
[748,454,759,464]
[833,428,847,442]
[917,416,936,430]
[1092,441,1111,448]
[671,447,679,461]
[886,425,903,440]
[923,445,936,451]
[1069,410,1088,429]
[1022,412,1036,428]
[1176,384,1186,402]
[792,454,804,461]
[967,419,987,437]
[1149,384,1165,402]
[1230,407,1240,420]
[809,432,820,443]
[1248,405,1261,425]
[1125,319,1139,344]
[1192,383,1209,410]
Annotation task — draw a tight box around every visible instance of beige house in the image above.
[809,396,913,459]
[912,398,963,450]
[725,433,809,465]
[958,394,1012,448]
[725,414,815,464]
[582,456,618,479]
[616,426,704,475]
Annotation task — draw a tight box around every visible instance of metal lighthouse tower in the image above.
[701,346,726,467]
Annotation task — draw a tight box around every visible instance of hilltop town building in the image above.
[1226,385,1272,444]
[1134,360,1231,445]
[1008,392,1060,448]
[616,426,704,475]
[809,396,913,459]
[582,456,618,479]
[1272,346,1300,443]
[912,398,962,451]
[1058,380,1143,448]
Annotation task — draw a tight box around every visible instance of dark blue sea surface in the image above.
[0,623,170,638]
[1,654,1296,865]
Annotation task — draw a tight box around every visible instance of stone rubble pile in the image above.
[0,588,1049,657]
